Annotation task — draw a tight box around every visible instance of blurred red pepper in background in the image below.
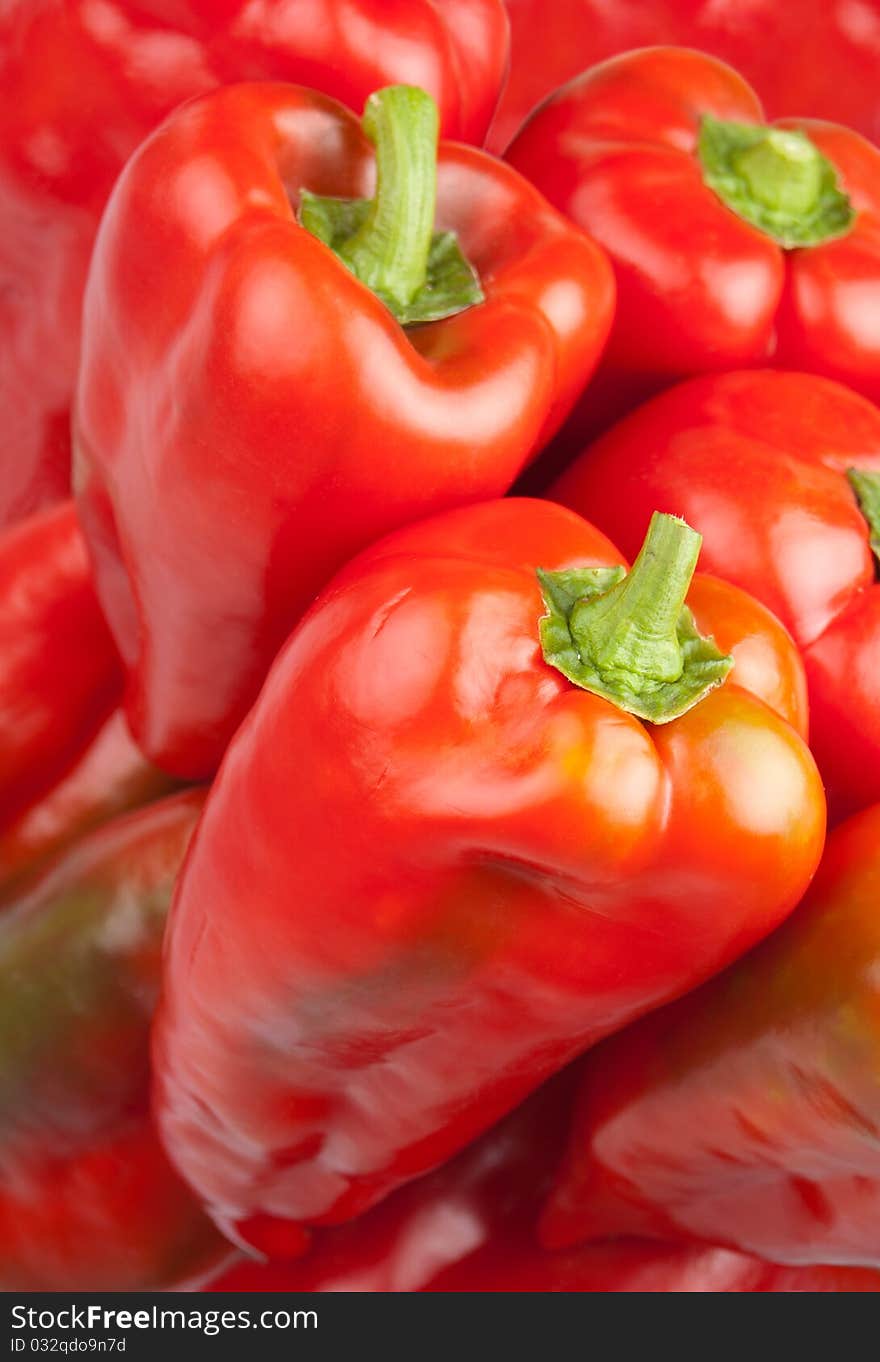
[0,791,224,1291]
[209,1071,575,1291]
[75,82,613,779]
[0,710,177,908]
[210,1066,880,1292]
[552,370,880,821]
[492,1,880,153]
[217,1239,880,1293]
[0,501,175,898]
[541,802,880,1269]
[427,1238,880,1293]
[507,47,880,450]
[153,497,823,1257]
[0,0,509,529]
[0,503,121,833]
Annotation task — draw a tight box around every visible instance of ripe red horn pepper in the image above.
[210,1070,576,1292]
[541,802,880,1267]
[74,81,614,779]
[506,46,880,445]
[153,497,823,1256]
[0,502,175,900]
[208,1068,880,1293]
[551,369,880,820]
[0,709,178,909]
[0,791,224,1291]
[0,0,509,530]
[0,502,121,833]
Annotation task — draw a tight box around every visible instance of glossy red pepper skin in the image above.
[0,502,121,833]
[210,1067,880,1293]
[153,497,824,1253]
[216,1239,880,1293]
[0,710,178,908]
[505,47,880,445]
[210,1070,576,1291]
[541,803,880,1268]
[0,0,508,530]
[426,1237,880,1293]
[0,790,224,1291]
[551,370,880,821]
[74,81,614,781]
[492,1,880,155]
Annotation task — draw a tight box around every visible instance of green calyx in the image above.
[698,115,855,248]
[299,85,483,326]
[537,511,733,724]
[848,467,880,563]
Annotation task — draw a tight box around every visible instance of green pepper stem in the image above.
[733,128,823,216]
[697,115,854,249]
[338,85,438,310]
[848,467,880,563]
[536,513,733,724]
[570,513,702,684]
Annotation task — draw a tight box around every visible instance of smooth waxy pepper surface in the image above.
[153,497,824,1254]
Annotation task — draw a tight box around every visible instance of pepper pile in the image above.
[3,13,880,1294]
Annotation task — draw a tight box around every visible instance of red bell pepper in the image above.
[506,46,880,446]
[492,2,880,154]
[74,81,614,779]
[209,1070,576,1291]
[210,1066,880,1292]
[0,710,178,907]
[0,789,224,1291]
[216,1239,880,1293]
[153,496,824,1256]
[0,502,121,833]
[551,369,880,821]
[0,0,509,529]
[541,801,880,1268]
[427,1237,880,1293]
